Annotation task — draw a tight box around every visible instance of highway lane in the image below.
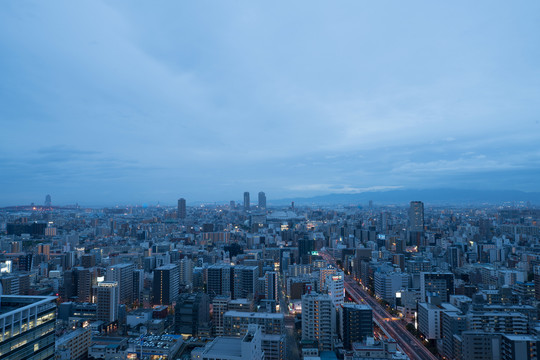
[321,251,437,360]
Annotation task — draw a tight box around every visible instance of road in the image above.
[321,251,437,360]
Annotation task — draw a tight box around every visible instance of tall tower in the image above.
[45,194,52,207]
[153,264,180,305]
[258,191,266,209]
[243,192,250,211]
[409,201,424,232]
[302,293,336,351]
[177,198,186,219]
[265,271,278,302]
[96,281,119,323]
[106,263,135,304]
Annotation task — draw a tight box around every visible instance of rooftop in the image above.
[0,295,56,317]
[204,337,242,357]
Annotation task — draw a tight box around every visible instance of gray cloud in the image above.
[0,1,539,205]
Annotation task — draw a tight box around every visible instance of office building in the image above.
[175,293,210,336]
[374,272,409,304]
[408,201,424,232]
[133,269,144,304]
[106,263,134,304]
[258,192,266,209]
[207,264,232,298]
[153,264,180,305]
[339,304,373,350]
[243,192,250,211]
[180,257,193,285]
[177,198,186,219]
[96,281,119,323]
[265,271,278,302]
[0,295,57,360]
[420,272,455,302]
[302,293,335,351]
[233,265,258,299]
[460,331,502,360]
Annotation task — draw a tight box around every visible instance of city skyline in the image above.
[1,1,540,205]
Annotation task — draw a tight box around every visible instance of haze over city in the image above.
[1,1,540,206]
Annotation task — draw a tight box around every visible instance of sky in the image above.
[1,1,539,206]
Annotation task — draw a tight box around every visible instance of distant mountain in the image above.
[271,188,540,206]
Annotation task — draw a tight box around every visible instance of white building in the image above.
[302,293,336,351]
[325,271,345,307]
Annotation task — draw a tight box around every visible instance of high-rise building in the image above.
[420,272,455,302]
[325,271,345,307]
[339,304,373,350]
[460,331,501,360]
[45,194,52,207]
[96,281,119,323]
[153,264,180,305]
[374,272,409,304]
[265,271,279,302]
[76,267,94,303]
[258,191,266,209]
[56,327,92,360]
[302,293,336,351]
[501,334,540,360]
[234,265,258,299]
[212,295,231,336]
[133,269,144,304]
[174,292,210,336]
[207,264,232,298]
[106,263,134,304]
[0,295,57,360]
[177,198,186,219]
[441,310,467,360]
[243,192,250,211]
[179,257,193,285]
[224,311,285,360]
[408,201,424,232]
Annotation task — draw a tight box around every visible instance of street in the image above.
[321,251,437,360]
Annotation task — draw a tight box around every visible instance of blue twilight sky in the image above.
[1,1,540,206]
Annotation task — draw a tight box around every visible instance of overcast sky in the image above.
[1,1,539,206]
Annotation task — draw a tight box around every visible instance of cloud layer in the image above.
[1,1,539,205]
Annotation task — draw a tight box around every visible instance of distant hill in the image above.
[271,188,540,206]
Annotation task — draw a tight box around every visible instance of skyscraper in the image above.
[207,264,232,298]
[258,191,266,209]
[174,292,210,336]
[0,295,57,360]
[153,264,180,305]
[177,198,186,219]
[243,192,250,211]
[420,272,455,302]
[409,201,424,232]
[106,263,134,304]
[302,293,336,351]
[265,271,279,302]
[340,304,373,350]
[45,194,52,207]
[96,281,119,323]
